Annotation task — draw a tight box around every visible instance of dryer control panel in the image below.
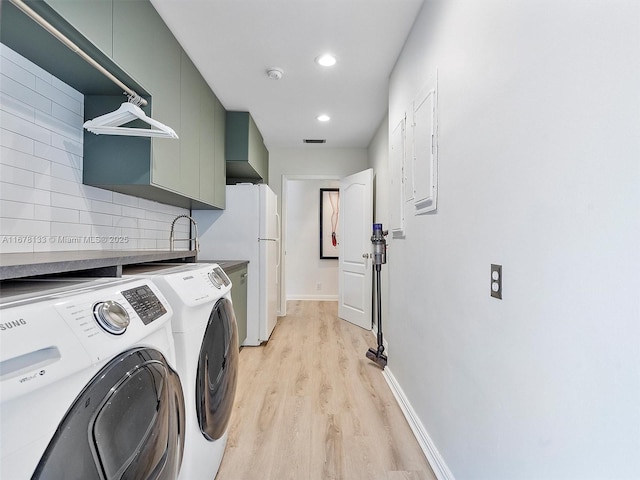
[122,285,167,325]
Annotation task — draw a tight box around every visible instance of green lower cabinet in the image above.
[226,265,248,348]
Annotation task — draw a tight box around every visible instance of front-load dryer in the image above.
[124,263,239,480]
[0,277,186,480]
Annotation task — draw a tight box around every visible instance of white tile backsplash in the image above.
[50,161,82,182]
[37,78,83,115]
[35,205,80,223]
[35,142,82,169]
[0,199,35,219]
[0,44,52,83]
[1,76,49,114]
[0,44,190,254]
[1,57,37,89]
[0,128,34,154]
[0,163,34,187]
[0,182,50,206]
[1,110,51,144]
[1,146,50,174]
[50,191,89,211]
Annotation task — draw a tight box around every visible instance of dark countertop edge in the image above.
[202,260,249,273]
[0,250,197,281]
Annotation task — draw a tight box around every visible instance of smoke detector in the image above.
[266,67,283,80]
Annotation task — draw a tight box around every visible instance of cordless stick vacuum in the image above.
[366,223,388,369]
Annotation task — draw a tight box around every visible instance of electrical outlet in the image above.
[316,282,322,291]
[491,264,502,299]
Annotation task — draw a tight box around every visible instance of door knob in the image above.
[362,253,370,259]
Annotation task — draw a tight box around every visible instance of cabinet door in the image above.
[248,115,268,182]
[179,51,201,199]
[199,85,216,204]
[228,267,248,348]
[212,95,226,208]
[46,0,113,56]
[112,0,181,192]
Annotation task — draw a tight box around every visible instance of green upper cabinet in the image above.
[180,51,226,207]
[178,51,201,199]
[226,111,269,183]
[80,0,225,209]
[3,0,226,209]
[198,81,217,205]
[212,95,226,208]
[0,0,129,96]
[45,0,114,56]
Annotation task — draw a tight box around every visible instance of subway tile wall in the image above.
[0,44,191,254]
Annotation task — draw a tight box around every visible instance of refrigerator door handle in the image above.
[275,212,281,269]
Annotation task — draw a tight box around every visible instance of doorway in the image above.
[281,175,340,316]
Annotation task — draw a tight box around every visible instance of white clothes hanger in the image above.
[83,100,179,139]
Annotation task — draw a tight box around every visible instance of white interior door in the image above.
[338,168,373,329]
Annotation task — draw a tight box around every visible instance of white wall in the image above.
[383,1,640,479]
[367,114,391,336]
[268,147,369,202]
[285,178,340,300]
[0,45,190,254]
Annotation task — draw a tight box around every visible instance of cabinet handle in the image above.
[241,273,248,279]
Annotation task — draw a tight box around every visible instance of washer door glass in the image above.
[196,297,239,440]
[33,348,185,480]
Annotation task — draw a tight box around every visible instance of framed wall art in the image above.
[319,188,340,259]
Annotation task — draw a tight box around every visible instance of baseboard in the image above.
[286,295,339,301]
[383,368,455,480]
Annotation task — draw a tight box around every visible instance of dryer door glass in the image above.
[32,348,185,480]
[196,297,239,440]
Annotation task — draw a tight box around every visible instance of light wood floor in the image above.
[215,301,437,480]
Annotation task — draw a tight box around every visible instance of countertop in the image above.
[0,250,198,281]
[201,260,248,273]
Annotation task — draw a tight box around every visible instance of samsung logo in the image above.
[0,318,27,331]
[19,370,46,383]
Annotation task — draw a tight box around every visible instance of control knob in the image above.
[93,301,130,335]
[207,270,222,289]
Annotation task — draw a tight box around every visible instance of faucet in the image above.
[170,215,199,252]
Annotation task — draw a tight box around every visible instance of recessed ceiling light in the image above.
[315,54,336,67]
[317,114,331,122]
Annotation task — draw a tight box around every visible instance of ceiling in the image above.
[149,0,424,149]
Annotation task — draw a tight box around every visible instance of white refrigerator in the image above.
[193,184,280,345]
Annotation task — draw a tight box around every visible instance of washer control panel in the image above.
[122,285,167,325]
[208,266,231,289]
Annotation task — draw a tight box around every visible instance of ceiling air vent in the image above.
[303,139,326,144]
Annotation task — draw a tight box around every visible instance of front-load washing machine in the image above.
[0,277,186,480]
[124,263,239,480]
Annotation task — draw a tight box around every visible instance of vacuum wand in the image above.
[366,223,388,369]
